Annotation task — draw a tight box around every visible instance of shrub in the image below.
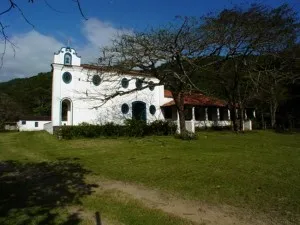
[56,120,178,139]
[174,130,198,140]
[148,120,177,135]
[124,119,147,137]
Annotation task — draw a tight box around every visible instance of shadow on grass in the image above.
[0,159,97,225]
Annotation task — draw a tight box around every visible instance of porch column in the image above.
[176,111,180,133]
[205,108,208,121]
[244,110,248,121]
[253,109,256,118]
[217,108,220,120]
[191,107,195,133]
[228,109,231,120]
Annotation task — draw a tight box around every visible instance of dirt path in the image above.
[90,178,279,225]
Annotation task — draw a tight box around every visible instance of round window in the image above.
[136,79,143,89]
[149,81,155,91]
[92,75,101,86]
[149,105,156,115]
[121,78,129,88]
[62,72,72,84]
[121,103,129,114]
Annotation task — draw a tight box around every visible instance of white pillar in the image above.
[217,108,220,120]
[228,109,231,120]
[177,111,180,133]
[205,108,208,121]
[192,107,195,133]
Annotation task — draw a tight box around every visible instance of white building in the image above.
[18,47,254,133]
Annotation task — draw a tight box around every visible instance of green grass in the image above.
[0,131,299,224]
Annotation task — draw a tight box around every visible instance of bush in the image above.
[148,120,177,135]
[56,120,178,139]
[124,119,147,137]
[174,130,198,140]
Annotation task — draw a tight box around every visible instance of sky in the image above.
[0,0,299,81]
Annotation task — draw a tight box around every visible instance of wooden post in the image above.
[95,212,102,225]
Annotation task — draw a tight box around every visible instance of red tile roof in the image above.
[163,90,226,107]
[164,90,173,98]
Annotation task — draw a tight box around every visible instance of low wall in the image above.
[44,122,53,134]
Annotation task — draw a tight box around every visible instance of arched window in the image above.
[64,53,72,65]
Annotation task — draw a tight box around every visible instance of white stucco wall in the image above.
[51,47,165,126]
[18,120,51,131]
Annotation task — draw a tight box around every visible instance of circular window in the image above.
[136,79,143,89]
[121,103,129,114]
[121,78,129,88]
[149,81,155,91]
[62,72,72,84]
[149,105,156,115]
[92,75,101,86]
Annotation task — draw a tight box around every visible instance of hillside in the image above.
[0,72,52,124]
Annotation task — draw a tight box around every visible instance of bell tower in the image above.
[51,47,81,126]
[53,47,81,66]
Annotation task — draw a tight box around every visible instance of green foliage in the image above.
[56,120,177,139]
[174,130,198,140]
[1,131,300,224]
[148,120,177,135]
[0,72,52,119]
[124,119,147,137]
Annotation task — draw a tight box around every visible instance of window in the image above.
[184,107,192,121]
[149,105,156,115]
[163,107,172,119]
[121,78,129,88]
[22,120,26,125]
[35,122,38,127]
[121,103,129,114]
[135,78,143,89]
[62,72,72,84]
[64,53,72,65]
[195,107,206,121]
[92,75,101,86]
[149,81,155,91]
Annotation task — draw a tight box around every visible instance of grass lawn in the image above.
[0,131,299,225]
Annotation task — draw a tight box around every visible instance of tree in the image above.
[199,4,299,131]
[0,93,20,129]
[249,54,299,128]
[98,17,217,134]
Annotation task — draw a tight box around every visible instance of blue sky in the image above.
[0,0,299,81]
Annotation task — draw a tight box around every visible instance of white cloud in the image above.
[0,31,63,81]
[0,18,131,82]
[78,18,132,64]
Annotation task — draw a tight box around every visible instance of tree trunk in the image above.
[239,106,244,131]
[261,112,266,130]
[172,91,186,134]
[270,102,277,129]
[230,104,238,132]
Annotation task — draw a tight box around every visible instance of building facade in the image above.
[17,47,254,133]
